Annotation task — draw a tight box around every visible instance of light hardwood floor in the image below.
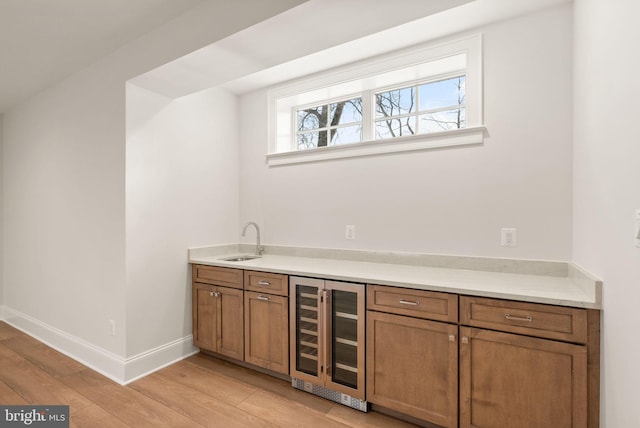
[0,322,416,427]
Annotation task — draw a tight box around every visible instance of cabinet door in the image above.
[244,291,289,374]
[367,311,458,427]
[217,286,244,360]
[459,326,587,428]
[193,283,218,352]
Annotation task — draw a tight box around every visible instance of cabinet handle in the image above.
[504,313,532,323]
[257,296,270,301]
[214,291,221,297]
[448,334,455,342]
[258,281,271,286]
[399,299,419,306]
[461,336,469,344]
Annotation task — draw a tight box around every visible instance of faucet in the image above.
[241,222,263,256]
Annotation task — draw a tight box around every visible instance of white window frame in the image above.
[267,34,484,166]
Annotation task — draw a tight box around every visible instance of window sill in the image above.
[266,126,486,166]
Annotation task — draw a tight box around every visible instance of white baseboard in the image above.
[0,305,198,385]
[124,336,199,385]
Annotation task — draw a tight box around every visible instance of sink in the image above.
[219,255,261,262]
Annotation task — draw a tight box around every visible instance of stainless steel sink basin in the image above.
[219,255,261,262]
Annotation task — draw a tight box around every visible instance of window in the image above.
[296,97,363,149]
[375,76,466,139]
[268,35,483,165]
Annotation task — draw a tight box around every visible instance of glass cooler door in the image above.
[290,277,324,383]
[326,281,365,399]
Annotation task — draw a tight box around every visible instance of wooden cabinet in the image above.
[192,281,244,360]
[367,286,459,427]
[459,326,586,428]
[368,290,599,428]
[192,265,244,360]
[459,296,598,428]
[192,266,290,373]
[190,263,600,427]
[244,271,289,374]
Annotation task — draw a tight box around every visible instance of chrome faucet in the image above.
[241,222,263,256]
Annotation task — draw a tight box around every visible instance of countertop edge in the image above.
[188,247,602,310]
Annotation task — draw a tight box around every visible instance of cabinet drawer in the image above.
[460,296,588,343]
[192,264,243,289]
[244,271,288,296]
[367,285,458,323]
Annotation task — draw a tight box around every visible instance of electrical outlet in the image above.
[501,228,517,247]
[345,225,355,240]
[109,320,116,336]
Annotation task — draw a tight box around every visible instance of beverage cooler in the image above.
[289,276,367,411]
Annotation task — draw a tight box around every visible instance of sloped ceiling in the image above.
[0,0,211,113]
[130,0,474,97]
[131,0,571,98]
[0,0,571,113]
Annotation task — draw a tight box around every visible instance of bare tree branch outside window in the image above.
[419,77,466,133]
[376,76,465,139]
[297,98,362,149]
[295,75,465,150]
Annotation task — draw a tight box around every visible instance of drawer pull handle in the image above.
[399,299,419,306]
[505,313,532,322]
[258,281,271,286]
[257,296,270,301]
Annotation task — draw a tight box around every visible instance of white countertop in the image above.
[189,249,601,309]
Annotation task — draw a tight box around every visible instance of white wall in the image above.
[2,66,128,355]
[0,115,3,308]
[125,84,240,358]
[0,0,305,380]
[240,5,573,261]
[573,0,640,426]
